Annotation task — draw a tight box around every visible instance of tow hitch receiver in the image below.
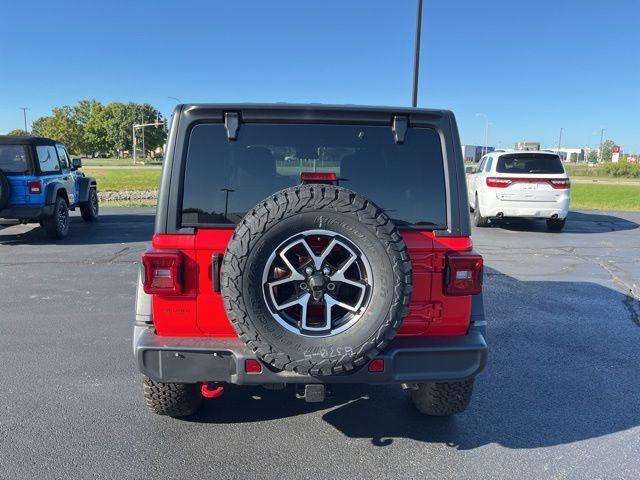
[296,384,326,403]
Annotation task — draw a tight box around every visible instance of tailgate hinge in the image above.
[224,112,240,141]
[426,303,443,323]
[212,253,223,292]
[431,252,447,272]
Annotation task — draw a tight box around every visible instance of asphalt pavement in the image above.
[1,208,639,479]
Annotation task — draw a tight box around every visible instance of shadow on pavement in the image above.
[493,210,639,234]
[189,267,640,451]
[0,212,154,245]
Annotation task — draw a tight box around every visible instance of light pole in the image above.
[476,113,489,156]
[168,96,181,103]
[132,122,164,163]
[19,107,29,133]
[598,128,605,163]
[557,127,563,154]
[411,0,423,107]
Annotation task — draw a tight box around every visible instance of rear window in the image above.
[496,153,564,174]
[181,123,447,228]
[0,145,28,175]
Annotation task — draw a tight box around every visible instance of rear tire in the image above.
[42,196,69,239]
[143,377,203,417]
[473,195,489,227]
[80,188,99,222]
[411,379,475,416]
[546,218,566,232]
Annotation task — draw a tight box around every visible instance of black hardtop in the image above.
[157,103,470,237]
[0,136,59,146]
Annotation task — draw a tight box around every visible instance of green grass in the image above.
[571,183,640,211]
[84,167,161,191]
[82,157,162,167]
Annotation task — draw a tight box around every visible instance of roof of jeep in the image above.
[178,103,451,120]
[0,136,59,146]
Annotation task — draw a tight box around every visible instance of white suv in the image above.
[466,150,570,231]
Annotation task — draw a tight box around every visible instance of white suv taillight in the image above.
[142,250,183,295]
[445,252,483,296]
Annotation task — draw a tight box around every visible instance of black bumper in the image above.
[0,204,54,220]
[134,325,487,385]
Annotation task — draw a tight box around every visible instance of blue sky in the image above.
[1,0,638,151]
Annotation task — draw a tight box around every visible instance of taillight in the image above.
[142,250,183,295]
[549,178,570,189]
[486,177,570,189]
[27,180,42,194]
[486,177,512,188]
[445,252,483,296]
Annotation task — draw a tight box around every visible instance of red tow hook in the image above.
[201,382,225,399]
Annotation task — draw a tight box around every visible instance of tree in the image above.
[6,128,28,136]
[600,140,616,162]
[31,106,83,153]
[587,149,598,162]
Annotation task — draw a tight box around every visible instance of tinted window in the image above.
[181,123,447,228]
[497,154,564,174]
[55,145,69,169]
[0,145,28,174]
[36,145,60,174]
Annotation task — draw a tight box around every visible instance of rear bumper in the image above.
[133,324,487,385]
[482,198,569,219]
[0,204,54,220]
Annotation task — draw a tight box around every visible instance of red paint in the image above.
[150,229,478,339]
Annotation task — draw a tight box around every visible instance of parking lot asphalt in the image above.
[1,208,639,479]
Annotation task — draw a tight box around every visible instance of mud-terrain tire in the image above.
[473,194,489,227]
[42,196,69,239]
[143,377,202,417]
[546,218,565,232]
[411,380,474,416]
[0,170,10,209]
[221,184,412,376]
[80,188,99,221]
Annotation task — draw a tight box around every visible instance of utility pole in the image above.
[411,0,423,107]
[19,107,29,133]
[476,113,489,156]
[598,128,605,162]
[132,121,164,164]
[557,127,563,154]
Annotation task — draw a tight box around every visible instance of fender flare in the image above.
[77,176,97,203]
[45,182,68,205]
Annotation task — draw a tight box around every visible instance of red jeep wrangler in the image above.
[134,104,486,417]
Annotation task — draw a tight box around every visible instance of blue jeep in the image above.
[0,136,98,239]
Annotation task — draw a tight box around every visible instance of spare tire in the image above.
[221,184,412,376]
[0,170,10,210]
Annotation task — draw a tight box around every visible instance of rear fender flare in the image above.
[45,182,69,205]
[77,176,97,203]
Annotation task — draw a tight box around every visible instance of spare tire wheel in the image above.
[221,184,412,376]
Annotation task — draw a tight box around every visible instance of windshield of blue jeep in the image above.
[0,145,28,175]
[181,123,448,228]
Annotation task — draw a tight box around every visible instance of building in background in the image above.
[461,144,495,163]
[515,141,541,151]
[541,147,585,162]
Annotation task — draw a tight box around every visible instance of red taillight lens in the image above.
[245,359,263,374]
[27,180,42,194]
[142,250,183,295]
[486,177,512,188]
[445,252,483,296]
[549,178,570,189]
